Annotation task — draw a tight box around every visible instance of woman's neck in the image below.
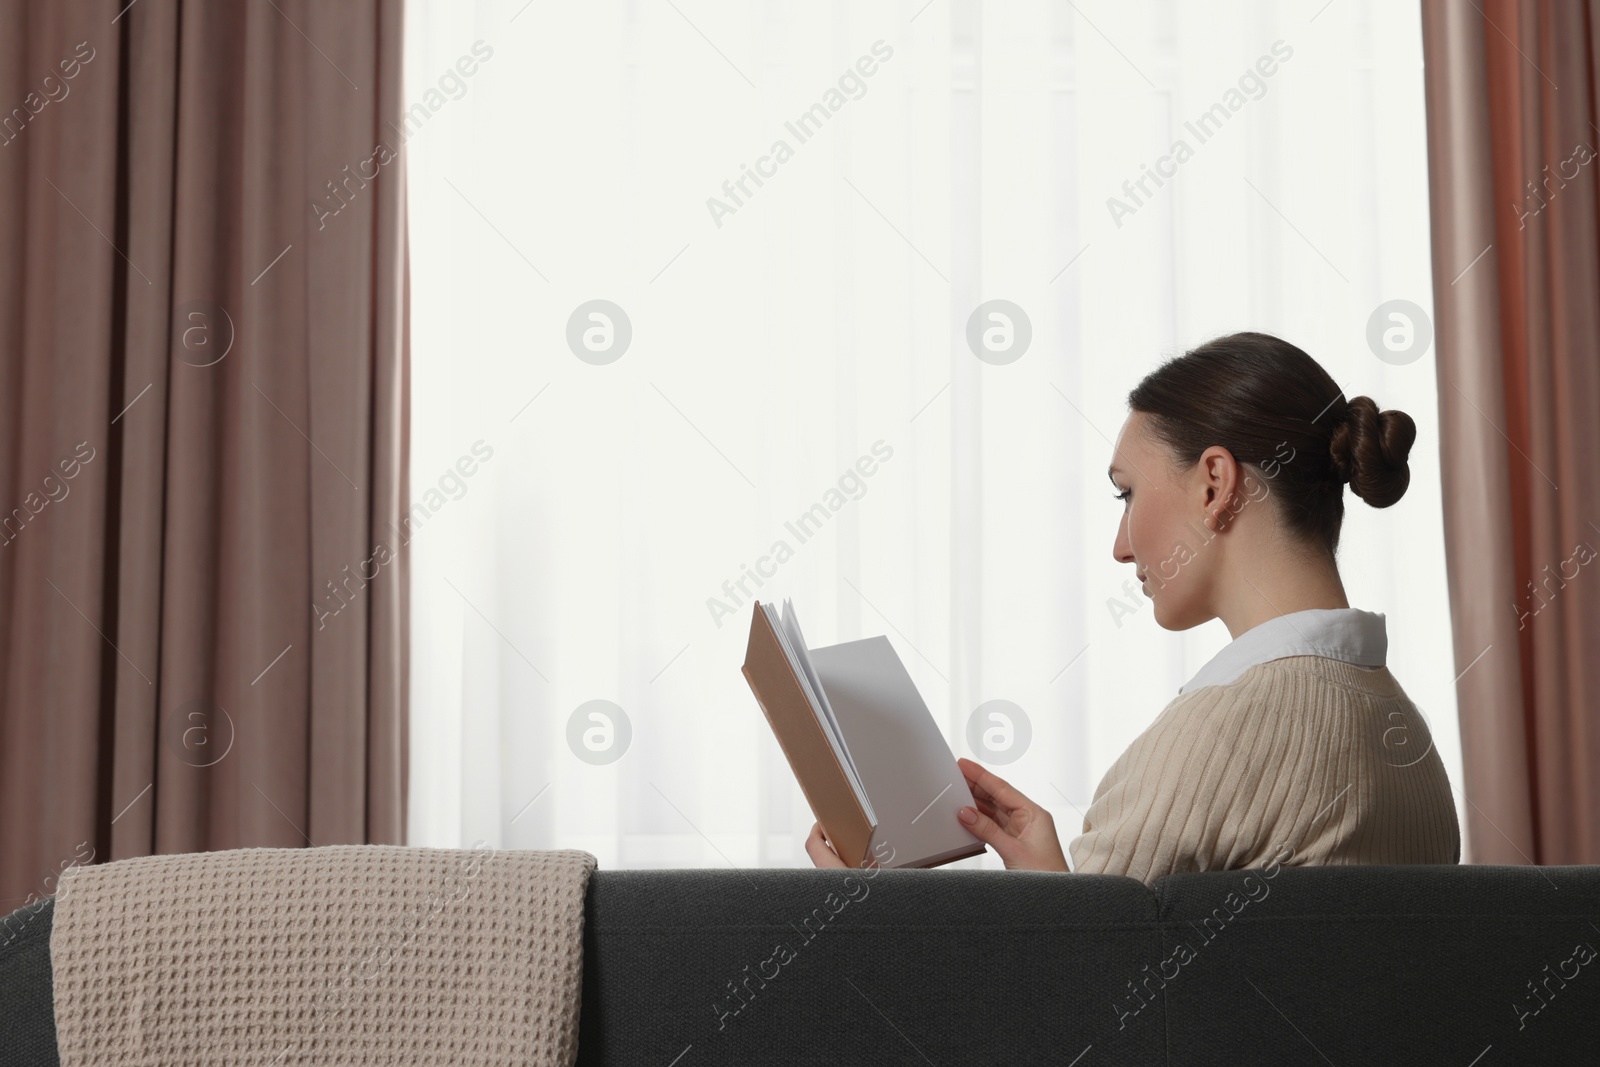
[1216,547,1350,639]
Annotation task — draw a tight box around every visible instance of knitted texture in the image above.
[1069,656,1460,883]
[48,845,596,1067]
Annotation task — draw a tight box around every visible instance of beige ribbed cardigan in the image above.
[1068,655,1460,884]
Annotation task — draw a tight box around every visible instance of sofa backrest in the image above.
[5,864,1598,1065]
[577,864,1600,1065]
[0,898,57,1067]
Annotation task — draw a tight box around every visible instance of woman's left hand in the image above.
[956,757,1071,872]
[804,821,849,868]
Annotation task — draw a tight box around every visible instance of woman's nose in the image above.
[1112,516,1135,564]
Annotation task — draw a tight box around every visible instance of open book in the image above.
[741,599,986,869]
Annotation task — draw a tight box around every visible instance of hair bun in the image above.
[1329,396,1415,507]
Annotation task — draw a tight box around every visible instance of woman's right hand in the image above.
[956,757,1071,872]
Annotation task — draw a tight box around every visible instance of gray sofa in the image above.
[5,863,1598,1063]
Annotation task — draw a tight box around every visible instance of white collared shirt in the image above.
[1178,607,1388,695]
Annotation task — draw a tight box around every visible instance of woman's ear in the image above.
[1197,445,1240,531]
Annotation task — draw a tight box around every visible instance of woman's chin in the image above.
[1149,596,1204,632]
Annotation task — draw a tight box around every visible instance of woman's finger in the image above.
[960,765,1004,812]
[958,757,993,798]
[957,804,1016,867]
[974,796,1008,830]
[958,757,1032,815]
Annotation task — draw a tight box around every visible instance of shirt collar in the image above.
[1178,607,1388,695]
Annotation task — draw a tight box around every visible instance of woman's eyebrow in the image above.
[1107,466,1123,485]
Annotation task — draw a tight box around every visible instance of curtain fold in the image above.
[1421,0,1600,865]
[0,0,409,912]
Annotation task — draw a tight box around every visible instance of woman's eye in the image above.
[1113,489,1131,503]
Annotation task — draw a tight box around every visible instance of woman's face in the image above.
[1108,412,1219,631]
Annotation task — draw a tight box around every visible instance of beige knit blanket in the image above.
[49,845,596,1066]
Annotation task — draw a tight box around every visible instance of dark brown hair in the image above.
[1127,331,1415,555]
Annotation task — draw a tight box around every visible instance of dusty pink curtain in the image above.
[0,0,409,911]
[1422,0,1600,865]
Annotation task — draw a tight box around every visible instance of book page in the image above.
[781,599,849,760]
[807,635,982,868]
[763,601,876,826]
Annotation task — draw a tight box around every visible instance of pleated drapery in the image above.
[0,0,410,910]
[1421,0,1600,865]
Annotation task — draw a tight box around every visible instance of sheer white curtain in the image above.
[402,0,1465,867]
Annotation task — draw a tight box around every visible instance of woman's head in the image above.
[1109,331,1415,630]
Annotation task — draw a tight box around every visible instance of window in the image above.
[403,0,1462,867]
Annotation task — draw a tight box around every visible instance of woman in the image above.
[807,331,1461,881]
